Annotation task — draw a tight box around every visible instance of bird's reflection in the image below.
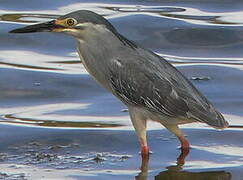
[155,168,231,180]
[136,150,231,180]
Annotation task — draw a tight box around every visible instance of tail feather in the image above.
[188,103,229,129]
[210,110,229,129]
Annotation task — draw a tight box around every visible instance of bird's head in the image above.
[9,10,116,38]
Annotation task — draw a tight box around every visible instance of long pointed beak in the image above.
[9,20,63,33]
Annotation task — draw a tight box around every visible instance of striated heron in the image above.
[10,10,228,160]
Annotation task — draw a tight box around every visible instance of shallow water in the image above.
[1,0,243,179]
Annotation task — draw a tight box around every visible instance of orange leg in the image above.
[179,136,190,149]
[128,107,149,158]
[141,145,150,158]
[163,124,190,165]
[136,152,149,180]
[177,136,190,165]
[139,135,150,158]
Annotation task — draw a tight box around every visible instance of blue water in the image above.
[1,0,243,179]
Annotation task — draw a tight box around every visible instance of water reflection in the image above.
[104,6,185,13]
[0,61,61,71]
[136,156,231,180]
[3,4,243,28]
[0,102,127,128]
[155,167,231,180]
[4,5,243,74]
[157,12,239,26]
[1,65,243,129]
[103,4,243,25]
[0,13,58,23]
[2,114,123,128]
[136,146,190,180]
[1,0,243,179]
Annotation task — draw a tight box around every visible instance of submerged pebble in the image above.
[93,153,107,163]
[0,172,8,179]
[190,76,211,81]
[0,172,27,180]
[0,153,7,161]
[35,152,58,162]
[33,82,41,86]
[120,155,132,161]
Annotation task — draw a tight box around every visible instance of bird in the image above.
[10,10,229,159]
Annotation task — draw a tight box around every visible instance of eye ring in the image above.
[66,18,76,26]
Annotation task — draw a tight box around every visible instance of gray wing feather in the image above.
[108,49,228,128]
[109,64,188,117]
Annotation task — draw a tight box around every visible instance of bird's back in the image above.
[108,45,228,129]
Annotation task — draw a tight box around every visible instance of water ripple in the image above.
[1,2,243,129]
[0,13,58,24]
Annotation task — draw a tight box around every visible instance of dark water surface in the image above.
[1,0,243,179]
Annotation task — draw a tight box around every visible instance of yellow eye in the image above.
[66,18,76,26]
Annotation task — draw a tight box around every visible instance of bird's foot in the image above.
[177,147,190,165]
[177,137,190,165]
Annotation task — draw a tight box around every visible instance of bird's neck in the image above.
[76,29,127,89]
[78,30,123,57]
[77,25,137,59]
